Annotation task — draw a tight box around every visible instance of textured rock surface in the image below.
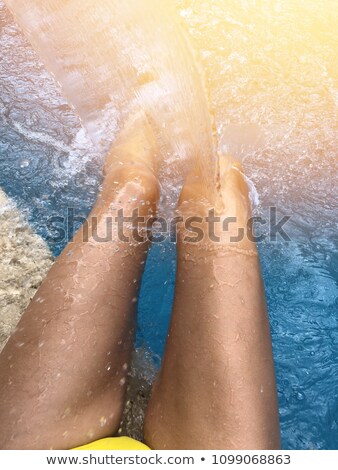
[0,188,53,351]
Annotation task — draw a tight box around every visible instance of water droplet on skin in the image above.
[62,408,71,418]
[131,297,138,303]
[100,416,107,427]
[106,362,112,371]
[16,342,25,348]
[119,377,126,386]
[122,363,128,371]
[87,430,94,439]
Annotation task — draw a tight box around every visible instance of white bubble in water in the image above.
[19,159,30,168]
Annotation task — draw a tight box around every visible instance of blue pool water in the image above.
[1,0,338,450]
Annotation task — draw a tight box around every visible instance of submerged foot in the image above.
[99,111,160,210]
[217,155,251,225]
[104,111,157,177]
[178,154,254,249]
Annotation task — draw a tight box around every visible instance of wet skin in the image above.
[0,116,279,449]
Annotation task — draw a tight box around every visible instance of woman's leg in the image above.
[144,158,280,449]
[0,116,159,450]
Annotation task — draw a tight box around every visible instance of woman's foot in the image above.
[104,111,157,175]
[98,111,160,215]
[177,154,254,251]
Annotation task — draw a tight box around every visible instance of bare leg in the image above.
[0,115,159,450]
[144,158,280,449]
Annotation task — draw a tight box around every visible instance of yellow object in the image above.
[74,436,150,450]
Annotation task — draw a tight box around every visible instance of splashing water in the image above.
[0,0,337,450]
[3,0,217,208]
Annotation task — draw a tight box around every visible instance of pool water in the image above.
[0,0,338,449]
